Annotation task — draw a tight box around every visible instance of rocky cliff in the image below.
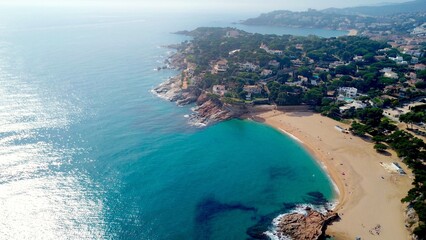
[153,76,246,126]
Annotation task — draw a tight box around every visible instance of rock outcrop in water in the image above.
[153,75,246,126]
[153,76,201,105]
[188,92,244,126]
[275,208,339,240]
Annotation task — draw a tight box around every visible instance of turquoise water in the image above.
[0,7,338,239]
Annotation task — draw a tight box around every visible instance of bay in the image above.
[0,7,340,239]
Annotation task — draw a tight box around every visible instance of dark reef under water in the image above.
[194,196,258,239]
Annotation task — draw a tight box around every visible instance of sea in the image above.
[0,7,345,240]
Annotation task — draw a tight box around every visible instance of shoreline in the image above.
[274,121,346,210]
[276,124,343,200]
[244,107,412,239]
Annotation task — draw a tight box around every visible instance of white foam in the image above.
[187,114,207,128]
[264,213,293,240]
[331,180,341,196]
[193,122,207,127]
[149,89,168,100]
[279,128,303,143]
[264,229,292,240]
[188,118,207,128]
[264,202,339,240]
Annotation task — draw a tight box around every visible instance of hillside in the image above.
[241,1,426,36]
[322,0,426,16]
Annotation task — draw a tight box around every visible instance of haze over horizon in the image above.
[0,0,411,13]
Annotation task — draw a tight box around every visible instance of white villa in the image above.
[353,55,364,62]
[229,49,240,55]
[212,59,228,74]
[338,87,358,98]
[212,85,227,96]
[329,61,345,68]
[260,69,273,77]
[389,55,408,65]
[243,85,262,94]
[339,100,366,113]
[239,62,259,72]
[260,43,283,55]
[384,71,398,79]
[380,67,393,73]
[380,67,398,79]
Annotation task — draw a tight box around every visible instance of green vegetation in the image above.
[374,142,388,152]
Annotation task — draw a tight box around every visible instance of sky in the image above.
[0,0,410,13]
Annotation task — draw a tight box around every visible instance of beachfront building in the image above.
[243,85,262,95]
[375,55,387,61]
[380,67,393,73]
[384,71,399,79]
[380,67,399,79]
[329,61,345,68]
[259,43,283,55]
[338,87,358,98]
[404,49,423,58]
[390,56,403,62]
[212,59,228,74]
[291,59,303,67]
[229,49,240,55]
[298,76,308,83]
[314,67,329,73]
[353,55,364,62]
[260,69,273,77]
[389,55,408,65]
[339,100,367,113]
[413,64,426,71]
[285,80,303,87]
[239,62,259,72]
[212,85,227,96]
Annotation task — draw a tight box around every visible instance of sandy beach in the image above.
[245,107,413,239]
